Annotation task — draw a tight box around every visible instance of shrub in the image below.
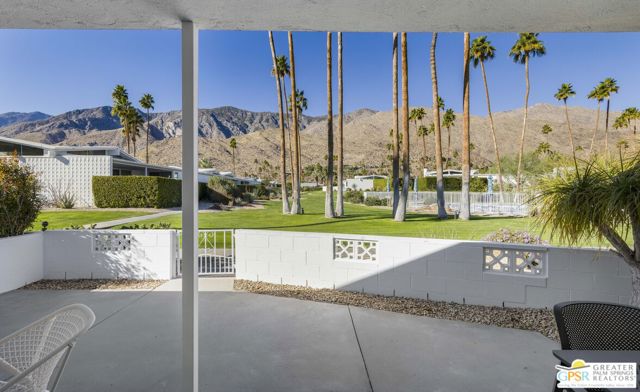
[207,176,242,204]
[0,158,43,237]
[254,184,271,200]
[93,176,181,208]
[241,192,255,203]
[344,189,364,204]
[373,178,387,191]
[374,177,488,192]
[47,185,76,209]
[364,196,388,207]
[484,228,547,245]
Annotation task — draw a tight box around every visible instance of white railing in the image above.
[175,229,235,276]
[364,191,529,216]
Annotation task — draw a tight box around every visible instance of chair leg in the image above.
[49,344,74,392]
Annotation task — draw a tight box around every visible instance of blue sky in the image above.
[0,30,638,116]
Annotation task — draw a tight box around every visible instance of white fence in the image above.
[364,191,529,216]
[0,233,44,293]
[235,230,633,309]
[175,230,235,276]
[0,230,176,293]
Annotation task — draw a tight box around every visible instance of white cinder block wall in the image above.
[0,233,44,293]
[43,230,176,280]
[22,155,112,207]
[235,230,633,308]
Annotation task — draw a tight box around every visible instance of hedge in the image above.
[373,177,488,192]
[93,176,181,208]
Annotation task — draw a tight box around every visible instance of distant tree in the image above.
[430,32,447,219]
[139,93,155,164]
[288,32,303,214]
[535,141,552,156]
[111,85,132,153]
[325,32,335,218]
[125,106,143,157]
[391,33,400,217]
[442,108,456,162]
[460,32,471,220]
[336,32,345,217]
[587,83,606,155]
[616,139,629,167]
[417,124,432,164]
[229,138,238,174]
[601,77,620,158]
[470,35,504,199]
[622,107,640,135]
[268,31,291,214]
[541,124,553,142]
[394,32,410,222]
[510,32,546,192]
[554,83,578,172]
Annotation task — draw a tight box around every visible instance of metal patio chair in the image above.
[553,301,640,392]
[0,304,95,392]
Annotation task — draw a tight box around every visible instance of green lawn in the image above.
[33,210,153,230]
[128,191,588,244]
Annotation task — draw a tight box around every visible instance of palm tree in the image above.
[272,55,294,184]
[291,88,307,180]
[541,124,553,142]
[139,93,155,164]
[470,35,504,199]
[442,108,456,163]
[394,32,410,222]
[391,33,400,217]
[409,107,426,134]
[268,31,291,214]
[587,83,606,155]
[111,85,131,153]
[554,83,578,172]
[601,77,620,158]
[125,107,143,158]
[510,33,546,192]
[622,107,640,135]
[613,114,629,132]
[336,32,345,217]
[616,139,629,167]
[429,33,447,220]
[460,32,471,220]
[288,32,302,214]
[229,138,238,173]
[417,124,431,163]
[325,32,335,218]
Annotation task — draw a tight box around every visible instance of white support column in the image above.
[181,20,199,392]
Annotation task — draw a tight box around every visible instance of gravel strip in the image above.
[234,279,558,341]
[22,279,166,290]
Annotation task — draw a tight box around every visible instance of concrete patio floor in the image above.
[0,279,559,391]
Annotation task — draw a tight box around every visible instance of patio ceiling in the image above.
[1,0,639,31]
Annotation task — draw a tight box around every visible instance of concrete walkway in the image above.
[0,282,558,391]
[91,210,179,229]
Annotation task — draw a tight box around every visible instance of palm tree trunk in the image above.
[336,32,345,217]
[394,32,410,222]
[460,32,471,220]
[446,126,451,168]
[282,76,295,190]
[325,32,335,218]
[146,109,150,163]
[288,32,302,214]
[422,135,427,163]
[516,56,530,193]
[589,101,601,155]
[430,32,447,219]
[564,101,578,173]
[605,98,611,159]
[391,33,400,217]
[479,60,504,201]
[268,31,291,214]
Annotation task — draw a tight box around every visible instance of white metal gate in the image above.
[175,229,235,276]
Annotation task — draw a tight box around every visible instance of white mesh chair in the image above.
[0,304,95,392]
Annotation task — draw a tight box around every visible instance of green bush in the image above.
[207,176,242,204]
[93,176,181,208]
[0,158,43,237]
[374,177,487,192]
[344,189,365,204]
[364,196,388,206]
